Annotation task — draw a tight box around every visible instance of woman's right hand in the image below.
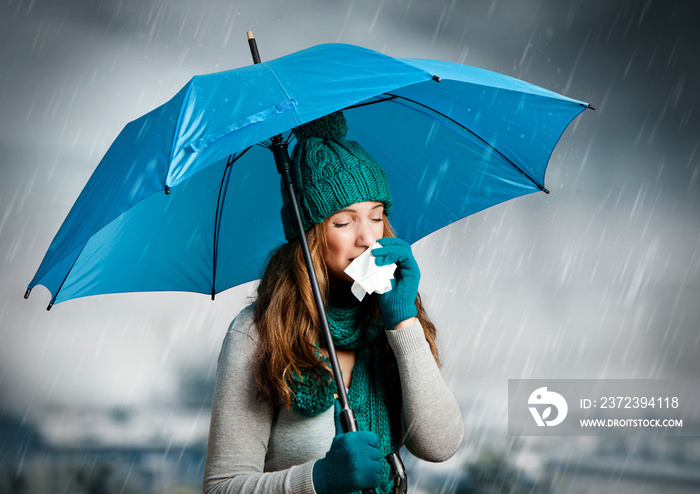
[312,402,382,494]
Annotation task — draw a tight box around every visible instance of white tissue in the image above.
[344,241,396,301]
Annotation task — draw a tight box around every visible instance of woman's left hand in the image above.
[372,237,420,330]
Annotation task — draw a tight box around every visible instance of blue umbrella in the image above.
[27,39,591,492]
[26,42,590,309]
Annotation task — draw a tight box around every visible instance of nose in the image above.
[355,219,378,248]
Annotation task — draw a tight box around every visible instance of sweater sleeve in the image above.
[203,308,317,494]
[385,320,464,462]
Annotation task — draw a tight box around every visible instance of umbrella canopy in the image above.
[27,43,590,308]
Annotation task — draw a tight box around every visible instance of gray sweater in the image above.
[204,305,464,494]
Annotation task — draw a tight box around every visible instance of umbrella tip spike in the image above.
[211,289,216,301]
[432,75,442,82]
[247,31,261,64]
[24,288,31,299]
[46,302,53,311]
[164,185,170,195]
[543,187,550,194]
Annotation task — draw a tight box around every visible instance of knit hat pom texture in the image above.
[293,111,348,142]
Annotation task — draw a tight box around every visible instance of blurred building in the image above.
[0,369,213,494]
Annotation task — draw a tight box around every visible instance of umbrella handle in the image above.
[387,452,408,494]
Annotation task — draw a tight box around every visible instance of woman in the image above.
[204,111,464,494]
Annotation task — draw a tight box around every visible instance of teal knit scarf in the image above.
[289,290,401,494]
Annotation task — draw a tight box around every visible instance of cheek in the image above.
[323,229,346,262]
[323,233,354,281]
[372,221,385,242]
[328,234,350,258]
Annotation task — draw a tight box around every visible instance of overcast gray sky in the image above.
[1,0,698,434]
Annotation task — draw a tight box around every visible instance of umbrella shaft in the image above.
[252,35,374,494]
[269,136,355,424]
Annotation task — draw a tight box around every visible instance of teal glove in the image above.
[372,237,420,330]
[312,401,382,494]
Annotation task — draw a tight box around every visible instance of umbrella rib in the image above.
[45,240,89,310]
[367,92,551,194]
[211,147,252,299]
[167,82,195,188]
[343,95,398,110]
[285,131,295,145]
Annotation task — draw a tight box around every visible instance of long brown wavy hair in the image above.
[253,215,440,409]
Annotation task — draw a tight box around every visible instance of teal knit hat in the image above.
[281,111,393,241]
